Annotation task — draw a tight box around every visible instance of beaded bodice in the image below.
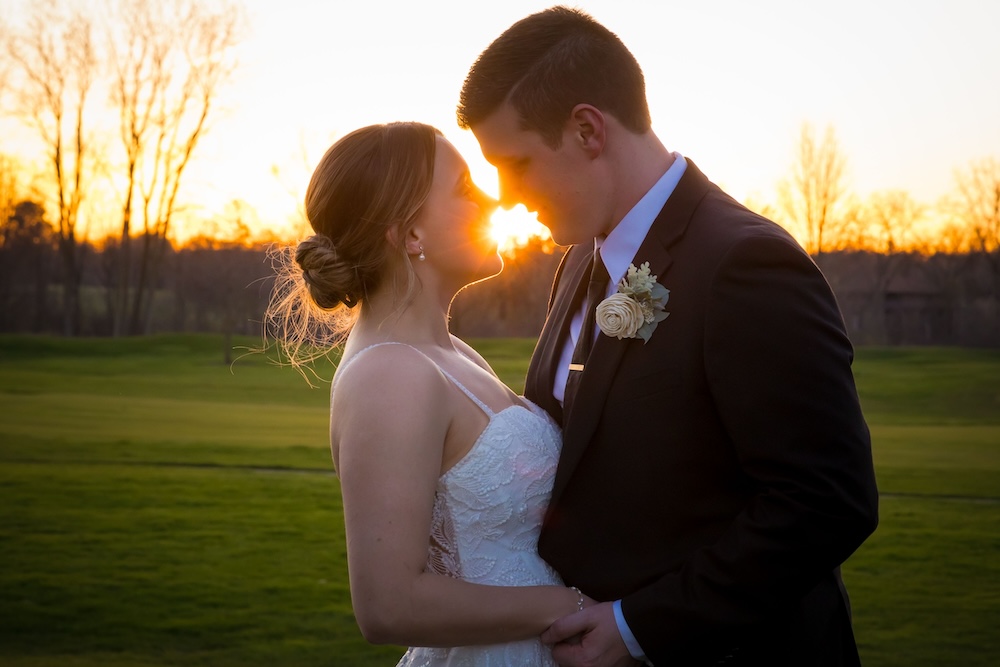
[427,400,563,586]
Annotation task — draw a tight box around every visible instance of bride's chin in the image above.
[480,253,505,282]
[487,250,504,272]
[456,256,504,293]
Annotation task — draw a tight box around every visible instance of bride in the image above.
[267,122,587,665]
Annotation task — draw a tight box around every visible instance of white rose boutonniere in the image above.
[595,262,670,343]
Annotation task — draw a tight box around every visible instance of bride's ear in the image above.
[387,225,424,259]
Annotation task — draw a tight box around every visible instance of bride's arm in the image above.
[331,346,579,647]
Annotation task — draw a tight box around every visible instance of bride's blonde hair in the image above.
[265,122,439,368]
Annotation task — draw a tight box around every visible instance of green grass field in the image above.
[1,335,998,666]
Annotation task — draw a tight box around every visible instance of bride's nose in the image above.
[476,187,499,216]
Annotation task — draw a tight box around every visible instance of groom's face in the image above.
[472,102,605,246]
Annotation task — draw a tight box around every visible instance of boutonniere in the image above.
[595,262,670,343]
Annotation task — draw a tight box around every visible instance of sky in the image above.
[4,0,1000,243]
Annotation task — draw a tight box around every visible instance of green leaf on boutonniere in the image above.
[598,262,671,343]
[651,284,670,303]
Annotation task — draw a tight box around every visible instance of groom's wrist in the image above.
[612,599,647,661]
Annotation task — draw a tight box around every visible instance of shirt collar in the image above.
[599,152,686,288]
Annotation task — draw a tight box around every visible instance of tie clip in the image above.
[568,363,585,372]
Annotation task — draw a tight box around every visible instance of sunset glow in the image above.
[490,205,551,254]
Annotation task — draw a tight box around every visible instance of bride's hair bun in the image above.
[295,234,361,309]
[263,122,439,366]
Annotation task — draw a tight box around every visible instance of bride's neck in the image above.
[353,278,454,347]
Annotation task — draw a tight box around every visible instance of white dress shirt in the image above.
[550,152,686,661]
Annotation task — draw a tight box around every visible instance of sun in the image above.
[490,204,551,254]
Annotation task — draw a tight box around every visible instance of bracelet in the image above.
[570,586,585,611]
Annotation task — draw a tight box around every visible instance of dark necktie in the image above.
[563,249,610,415]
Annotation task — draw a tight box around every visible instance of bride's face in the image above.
[413,137,502,286]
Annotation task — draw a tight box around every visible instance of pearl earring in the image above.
[418,246,426,261]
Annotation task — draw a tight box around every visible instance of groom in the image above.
[458,7,879,667]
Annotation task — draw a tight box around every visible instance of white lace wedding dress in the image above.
[340,343,564,666]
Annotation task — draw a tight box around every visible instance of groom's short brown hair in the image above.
[457,6,651,147]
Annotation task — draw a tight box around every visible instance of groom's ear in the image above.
[568,104,606,159]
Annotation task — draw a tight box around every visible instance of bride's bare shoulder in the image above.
[330,343,454,474]
[335,344,444,403]
[450,335,497,377]
[331,343,453,431]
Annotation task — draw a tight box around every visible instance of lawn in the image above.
[0,336,998,666]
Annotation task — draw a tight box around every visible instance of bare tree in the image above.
[106,0,168,336]
[864,190,923,255]
[953,157,1000,279]
[107,0,245,335]
[954,157,1000,254]
[778,123,850,256]
[5,0,98,335]
[854,190,925,342]
[0,155,19,229]
[952,157,1000,335]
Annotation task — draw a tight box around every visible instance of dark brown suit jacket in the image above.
[526,160,879,666]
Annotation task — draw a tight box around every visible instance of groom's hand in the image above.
[542,601,639,667]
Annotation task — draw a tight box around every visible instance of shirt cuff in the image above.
[613,599,647,661]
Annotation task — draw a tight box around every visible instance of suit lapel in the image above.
[548,159,712,505]
[525,246,592,424]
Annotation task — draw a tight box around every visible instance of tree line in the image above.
[1,214,997,348]
[1,0,244,336]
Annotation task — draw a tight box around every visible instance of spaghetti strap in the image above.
[333,342,495,417]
